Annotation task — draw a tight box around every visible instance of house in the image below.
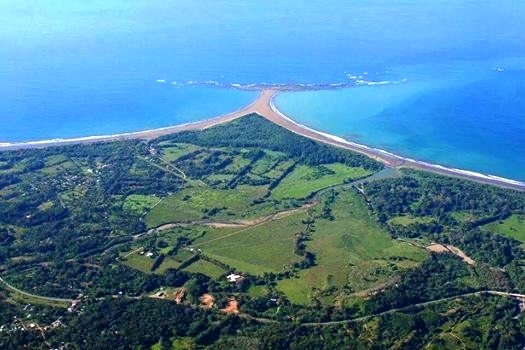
[226,273,242,283]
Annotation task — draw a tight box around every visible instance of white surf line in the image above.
[0,122,205,149]
[0,91,264,151]
[268,94,525,190]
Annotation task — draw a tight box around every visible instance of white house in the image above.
[226,273,242,283]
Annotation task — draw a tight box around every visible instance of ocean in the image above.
[1,0,524,180]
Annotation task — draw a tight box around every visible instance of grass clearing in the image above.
[450,210,485,223]
[193,212,307,275]
[272,163,370,199]
[123,194,161,216]
[145,184,283,227]
[247,285,268,298]
[277,189,427,305]
[45,154,69,167]
[160,143,201,162]
[122,251,186,275]
[250,151,286,177]
[182,259,226,278]
[40,160,78,175]
[484,214,525,245]
[155,257,183,274]
[122,252,154,274]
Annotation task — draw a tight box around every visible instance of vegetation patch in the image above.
[193,212,307,275]
[484,214,525,245]
[388,215,435,226]
[159,143,202,162]
[277,189,427,305]
[182,259,226,279]
[123,194,160,216]
[145,184,283,227]
[271,163,370,199]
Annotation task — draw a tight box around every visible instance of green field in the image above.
[271,163,370,199]
[277,189,427,305]
[122,252,155,274]
[182,259,226,279]
[123,194,160,216]
[250,150,287,178]
[192,212,307,275]
[484,214,525,245]
[159,143,202,162]
[145,184,287,227]
[122,251,185,275]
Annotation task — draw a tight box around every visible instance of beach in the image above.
[1,89,524,192]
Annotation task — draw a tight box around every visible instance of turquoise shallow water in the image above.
[275,59,525,181]
[1,1,524,180]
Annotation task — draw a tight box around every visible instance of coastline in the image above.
[0,94,263,151]
[1,89,524,192]
[264,93,525,191]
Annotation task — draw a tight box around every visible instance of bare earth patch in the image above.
[426,243,475,265]
[174,288,185,304]
[199,293,215,309]
[221,298,239,314]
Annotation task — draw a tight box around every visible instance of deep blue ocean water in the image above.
[1,1,524,180]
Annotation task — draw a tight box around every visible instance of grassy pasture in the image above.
[271,163,370,199]
[160,143,201,162]
[263,159,295,180]
[145,184,283,227]
[192,212,307,275]
[123,194,160,216]
[122,252,154,274]
[484,214,525,245]
[182,259,226,278]
[450,210,486,223]
[250,151,287,177]
[40,159,78,175]
[122,251,185,275]
[221,152,251,173]
[277,189,427,305]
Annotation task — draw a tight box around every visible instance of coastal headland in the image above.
[1,89,524,191]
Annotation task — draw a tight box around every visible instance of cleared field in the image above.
[160,143,201,162]
[122,251,184,275]
[192,212,307,275]
[122,252,154,274]
[222,152,251,173]
[40,159,78,175]
[145,184,285,227]
[484,214,525,244]
[182,259,226,278]
[247,285,268,298]
[450,210,485,223]
[271,163,370,199]
[250,151,287,177]
[123,194,160,216]
[277,189,427,305]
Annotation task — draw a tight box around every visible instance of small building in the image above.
[226,273,242,283]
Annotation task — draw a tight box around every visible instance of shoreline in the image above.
[264,93,525,191]
[1,89,524,191]
[0,95,263,150]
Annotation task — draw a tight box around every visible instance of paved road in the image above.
[240,290,525,327]
[0,276,74,304]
